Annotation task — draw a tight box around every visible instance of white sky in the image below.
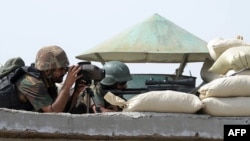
[1,0,250,85]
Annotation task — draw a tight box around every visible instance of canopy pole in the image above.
[94,53,105,65]
[175,54,188,80]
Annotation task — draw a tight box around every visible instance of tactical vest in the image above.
[0,66,41,110]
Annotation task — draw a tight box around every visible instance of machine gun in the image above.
[145,77,195,87]
[101,77,196,97]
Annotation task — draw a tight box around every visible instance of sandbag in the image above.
[122,90,203,113]
[202,97,250,116]
[208,46,250,74]
[200,58,222,83]
[207,38,250,60]
[199,75,250,99]
[225,68,250,76]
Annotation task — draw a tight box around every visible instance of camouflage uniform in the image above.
[15,45,69,112]
[15,75,54,111]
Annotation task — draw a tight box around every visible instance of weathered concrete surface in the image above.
[0,108,249,140]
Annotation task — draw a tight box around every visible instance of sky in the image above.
[1,0,250,85]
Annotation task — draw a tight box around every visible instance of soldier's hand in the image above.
[64,65,82,88]
[74,80,87,94]
[107,105,119,111]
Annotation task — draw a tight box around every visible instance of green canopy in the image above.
[76,13,209,64]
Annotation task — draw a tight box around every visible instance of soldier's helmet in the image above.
[101,61,132,86]
[35,45,69,71]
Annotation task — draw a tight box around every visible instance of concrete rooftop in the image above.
[1,108,249,141]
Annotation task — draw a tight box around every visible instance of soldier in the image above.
[15,45,86,113]
[92,61,132,113]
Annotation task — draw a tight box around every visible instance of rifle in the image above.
[145,77,195,87]
[101,77,195,96]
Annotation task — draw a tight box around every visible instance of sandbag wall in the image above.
[198,36,250,116]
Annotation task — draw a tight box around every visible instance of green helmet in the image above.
[101,61,132,86]
[35,45,69,71]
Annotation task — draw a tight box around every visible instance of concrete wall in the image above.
[1,108,249,141]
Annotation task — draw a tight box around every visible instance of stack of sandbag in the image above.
[199,36,250,116]
[104,90,203,114]
[208,36,250,74]
[199,76,250,116]
[201,36,250,82]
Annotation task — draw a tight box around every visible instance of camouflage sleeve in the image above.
[90,84,104,106]
[16,75,53,111]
